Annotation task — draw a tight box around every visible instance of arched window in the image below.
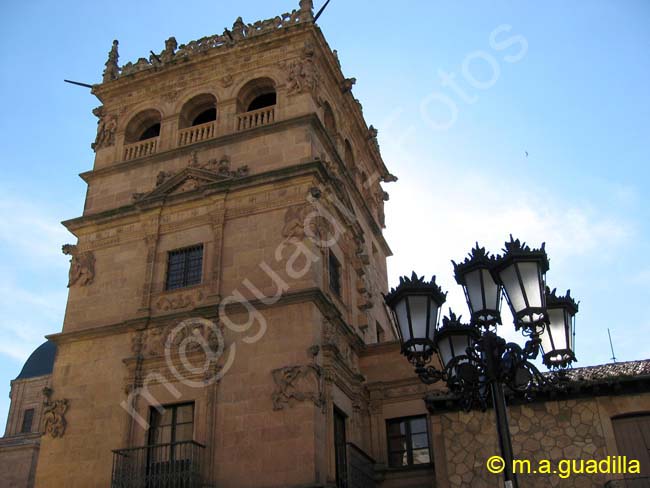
[179,94,217,129]
[344,140,355,168]
[323,102,337,135]
[125,109,162,144]
[237,78,277,113]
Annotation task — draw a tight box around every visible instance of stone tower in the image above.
[27,2,401,486]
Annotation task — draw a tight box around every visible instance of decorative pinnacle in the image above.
[494,235,550,273]
[452,242,497,284]
[441,309,463,327]
[384,272,447,307]
[545,287,579,313]
[502,234,546,254]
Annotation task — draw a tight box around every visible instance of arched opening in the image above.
[237,78,277,113]
[247,92,277,111]
[323,102,337,135]
[179,94,218,129]
[344,140,355,168]
[125,109,162,144]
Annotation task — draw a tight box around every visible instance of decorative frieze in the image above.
[133,153,249,204]
[156,290,205,311]
[107,1,314,81]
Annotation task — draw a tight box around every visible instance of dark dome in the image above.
[16,340,57,379]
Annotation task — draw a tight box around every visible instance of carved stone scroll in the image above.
[42,388,69,438]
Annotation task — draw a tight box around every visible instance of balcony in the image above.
[236,106,275,131]
[178,122,216,147]
[111,440,207,488]
[123,138,159,161]
[346,442,376,488]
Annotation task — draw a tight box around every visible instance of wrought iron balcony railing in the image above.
[111,440,206,488]
[346,442,376,488]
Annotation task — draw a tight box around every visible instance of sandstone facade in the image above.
[1,2,649,488]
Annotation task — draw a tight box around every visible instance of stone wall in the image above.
[0,436,39,488]
[436,392,650,488]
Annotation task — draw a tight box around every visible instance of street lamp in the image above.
[542,287,578,368]
[384,237,577,488]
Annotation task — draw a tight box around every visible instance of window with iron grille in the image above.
[165,245,203,290]
[329,252,342,297]
[21,408,34,433]
[386,415,431,468]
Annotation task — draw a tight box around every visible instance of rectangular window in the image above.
[148,403,195,446]
[165,245,203,290]
[386,415,431,468]
[329,252,342,297]
[21,408,34,433]
[376,322,385,343]
[147,403,195,479]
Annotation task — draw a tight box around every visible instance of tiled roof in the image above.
[563,359,650,383]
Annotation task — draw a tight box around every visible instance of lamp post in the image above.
[384,237,578,488]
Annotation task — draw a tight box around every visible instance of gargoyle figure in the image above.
[341,77,356,93]
[62,244,95,287]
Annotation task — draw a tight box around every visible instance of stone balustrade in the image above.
[236,107,275,131]
[123,138,158,161]
[178,122,216,147]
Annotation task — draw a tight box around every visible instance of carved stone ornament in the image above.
[62,244,95,287]
[136,319,222,359]
[133,153,249,202]
[102,39,120,83]
[285,43,319,96]
[220,74,234,88]
[340,77,356,93]
[368,125,380,152]
[322,319,359,373]
[271,364,324,411]
[91,106,117,151]
[111,3,314,81]
[156,291,204,311]
[281,203,333,243]
[42,388,68,438]
[160,36,177,64]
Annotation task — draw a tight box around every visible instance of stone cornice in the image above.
[309,25,390,179]
[68,113,393,254]
[92,13,313,100]
[425,372,650,414]
[359,340,401,357]
[0,432,42,449]
[46,287,360,347]
[66,159,327,233]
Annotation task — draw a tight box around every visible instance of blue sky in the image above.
[0,0,648,426]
